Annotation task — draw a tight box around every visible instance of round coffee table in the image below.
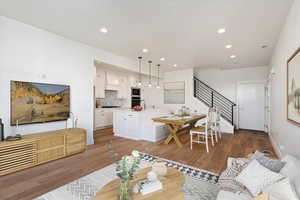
[93,167,185,200]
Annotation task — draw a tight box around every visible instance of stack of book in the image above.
[137,179,163,195]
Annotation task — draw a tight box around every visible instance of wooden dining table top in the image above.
[152,114,206,126]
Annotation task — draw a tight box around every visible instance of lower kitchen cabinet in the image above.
[113,112,139,140]
[95,109,114,129]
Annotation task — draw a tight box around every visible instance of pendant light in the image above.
[156,64,160,89]
[137,56,142,86]
[148,60,152,87]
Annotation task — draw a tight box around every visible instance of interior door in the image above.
[238,81,266,131]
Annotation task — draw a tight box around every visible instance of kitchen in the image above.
[94,61,168,142]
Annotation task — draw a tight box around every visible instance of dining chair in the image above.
[208,107,219,143]
[215,107,222,139]
[190,111,215,153]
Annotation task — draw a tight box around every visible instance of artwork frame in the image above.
[164,81,185,104]
[10,80,70,126]
[287,47,300,126]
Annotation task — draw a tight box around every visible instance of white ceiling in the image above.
[0,0,293,71]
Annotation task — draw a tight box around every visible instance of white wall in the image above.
[0,16,137,145]
[194,66,269,126]
[194,67,269,103]
[269,0,300,158]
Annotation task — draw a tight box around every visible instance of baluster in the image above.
[211,91,214,107]
[231,105,234,125]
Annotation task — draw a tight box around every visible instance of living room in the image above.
[1,0,300,200]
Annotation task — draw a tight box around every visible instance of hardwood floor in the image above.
[0,128,275,200]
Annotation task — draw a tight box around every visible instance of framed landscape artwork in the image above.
[287,47,300,126]
[164,82,185,104]
[11,81,70,125]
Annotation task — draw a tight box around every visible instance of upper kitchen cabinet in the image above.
[106,71,120,90]
[95,71,105,98]
[117,77,128,99]
[128,75,138,87]
[95,65,138,99]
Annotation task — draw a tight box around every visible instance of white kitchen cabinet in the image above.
[95,110,106,128]
[105,110,113,125]
[117,84,128,99]
[113,111,139,140]
[128,75,138,87]
[113,111,124,135]
[125,113,139,139]
[106,72,120,85]
[95,68,131,99]
[113,110,170,142]
[95,72,105,98]
[95,109,114,129]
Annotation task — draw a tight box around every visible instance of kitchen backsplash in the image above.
[97,90,125,107]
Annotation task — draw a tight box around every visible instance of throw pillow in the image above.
[294,177,300,198]
[216,190,251,200]
[218,158,252,197]
[280,154,300,178]
[263,178,299,200]
[235,159,284,196]
[251,151,286,172]
[280,155,300,197]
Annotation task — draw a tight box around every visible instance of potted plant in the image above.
[116,151,140,200]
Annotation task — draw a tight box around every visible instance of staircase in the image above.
[193,76,236,125]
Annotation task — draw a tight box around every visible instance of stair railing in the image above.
[193,76,236,125]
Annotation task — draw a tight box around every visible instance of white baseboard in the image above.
[269,133,283,159]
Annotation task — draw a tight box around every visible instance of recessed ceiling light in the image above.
[160,57,165,61]
[142,49,148,53]
[225,44,232,49]
[217,28,226,34]
[173,64,177,67]
[100,27,108,33]
[230,55,237,59]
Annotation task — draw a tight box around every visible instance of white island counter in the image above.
[113,109,170,142]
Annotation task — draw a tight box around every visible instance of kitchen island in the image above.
[113,109,170,142]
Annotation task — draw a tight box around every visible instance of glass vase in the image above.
[119,179,131,200]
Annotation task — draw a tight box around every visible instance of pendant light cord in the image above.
[157,64,160,86]
[138,56,142,84]
[148,61,152,85]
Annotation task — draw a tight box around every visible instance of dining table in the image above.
[152,114,206,148]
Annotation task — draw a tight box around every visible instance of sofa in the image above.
[216,151,300,200]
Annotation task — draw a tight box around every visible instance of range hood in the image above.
[105,84,119,91]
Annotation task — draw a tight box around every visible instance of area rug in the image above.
[35,152,220,200]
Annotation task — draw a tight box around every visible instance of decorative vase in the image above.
[119,179,131,200]
[152,161,167,176]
